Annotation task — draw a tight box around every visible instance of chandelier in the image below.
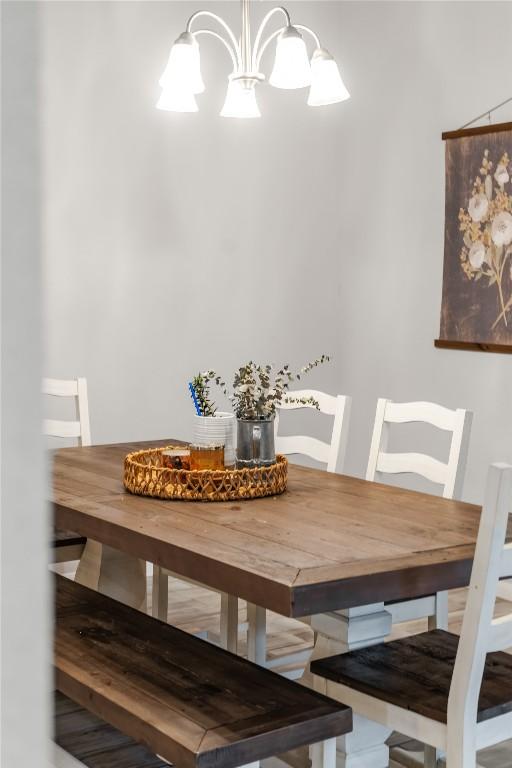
[156,0,350,119]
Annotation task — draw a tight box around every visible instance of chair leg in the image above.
[220,593,238,652]
[311,738,336,768]
[447,735,477,768]
[428,590,448,631]
[152,565,168,621]
[247,603,266,665]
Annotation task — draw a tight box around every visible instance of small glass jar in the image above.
[189,443,225,471]
[161,449,191,470]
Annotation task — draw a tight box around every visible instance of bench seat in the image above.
[55,575,352,768]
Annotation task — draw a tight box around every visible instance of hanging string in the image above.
[460,97,512,129]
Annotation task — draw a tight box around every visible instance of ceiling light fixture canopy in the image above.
[156,0,350,119]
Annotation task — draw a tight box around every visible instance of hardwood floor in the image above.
[54,561,512,767]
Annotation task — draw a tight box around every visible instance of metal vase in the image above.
[236,417,276,468]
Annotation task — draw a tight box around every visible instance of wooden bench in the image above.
[55,575,352,768]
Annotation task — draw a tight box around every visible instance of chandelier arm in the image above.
[193,29,238,70]
[251,6,291,71]
[294,24,321,49]
[186,11,241,66]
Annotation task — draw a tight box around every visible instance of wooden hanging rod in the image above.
[435,339,512,354]
[442,121,512,141]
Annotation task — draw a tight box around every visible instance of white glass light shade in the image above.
[308,48,350,106]
[156,87,198,113]
[220,77,261,119]
[159,32,205,95]
[269,26,311,89]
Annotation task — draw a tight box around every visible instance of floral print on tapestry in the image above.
[439,126,512,345]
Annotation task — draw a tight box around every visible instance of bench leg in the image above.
[220,593,239,652]
[311,738,337,768]
[247,603,266,665]
[152,565,169,621]
[428,591,448,631]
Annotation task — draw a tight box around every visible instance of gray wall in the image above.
[2,1,49,763]
[42,1,512,503]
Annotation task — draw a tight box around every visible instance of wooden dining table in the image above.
[52,439,484,768]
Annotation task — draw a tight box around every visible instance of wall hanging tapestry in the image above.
[436,121,512,353]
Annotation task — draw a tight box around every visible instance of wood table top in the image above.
[52,440,485,618]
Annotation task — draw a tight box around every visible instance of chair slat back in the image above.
[488,615,512,652]
[500,543,512,579]
[43,377,91,446]
[43,419,82,439]
[275,390,351,473]
[366,399,472,500]
[448,464,512,733]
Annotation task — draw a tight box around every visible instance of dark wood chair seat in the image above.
[312,629,512,725]
[52,528,86,563]
[53,527,87,549]
[55,575,352,768]
[55,691,169,768]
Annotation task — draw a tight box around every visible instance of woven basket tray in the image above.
[123,445,288,502]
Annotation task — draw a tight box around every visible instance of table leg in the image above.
[74,540,147,611]
[305,604,393,768]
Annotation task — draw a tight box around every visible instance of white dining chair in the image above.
[366,399,472,630]
[44,377,91,563]
[275,390,352,473]
[312,462,512,768]
[246,390,352,675]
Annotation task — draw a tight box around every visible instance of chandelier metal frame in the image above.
[157,0,350,117]
[186,0,321,88]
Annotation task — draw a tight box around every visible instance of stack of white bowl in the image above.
[192,412,236,468]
